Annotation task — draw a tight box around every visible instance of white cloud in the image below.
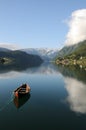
[0,43,20,50]
[64,77,86,114]
[65,9,86,46]
[0,71,21,79]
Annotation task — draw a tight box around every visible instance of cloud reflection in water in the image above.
[64,77,86,114]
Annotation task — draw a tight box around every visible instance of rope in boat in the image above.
[0,92,14,111]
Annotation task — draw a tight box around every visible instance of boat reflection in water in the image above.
[13,93,31,109]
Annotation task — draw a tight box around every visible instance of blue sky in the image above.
[0,0,86,49]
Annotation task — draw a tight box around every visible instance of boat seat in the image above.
[20,88,26,90]
[19,89,26,91]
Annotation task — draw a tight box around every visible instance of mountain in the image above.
[56,40,86,58]
[70,40,86,57]
[21,48,58,61]
[55,40,86,67]
[0,47,11,52]
[0,50,43,70]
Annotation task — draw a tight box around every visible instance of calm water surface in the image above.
[0,63,86,130]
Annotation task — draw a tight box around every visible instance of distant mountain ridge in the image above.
[21,48,58,60]
[0,50,43,69]
[0,47,11,52]
[0,47,58,61]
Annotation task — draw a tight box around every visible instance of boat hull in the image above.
[14,93,31,108]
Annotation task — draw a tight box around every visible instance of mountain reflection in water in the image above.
[56,65,86,114]
[0,63,86,129]
[56,65,86,84]
[0,63,60,79]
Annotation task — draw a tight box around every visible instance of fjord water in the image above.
[0,63,86,130]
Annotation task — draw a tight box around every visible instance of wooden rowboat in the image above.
[14,84,31,98]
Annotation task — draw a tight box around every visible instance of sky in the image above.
[0,0,86,49]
